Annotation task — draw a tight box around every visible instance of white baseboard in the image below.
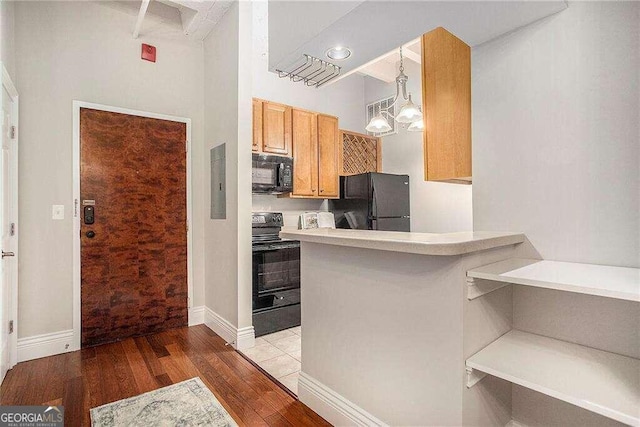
[17,329,74,363]
[236,326,255,350]
[203,307,255,350]
[188,306,205,326]
[298,371,388,427]
[16,308,242,363]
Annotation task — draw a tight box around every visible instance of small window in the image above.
[366,95,397,137]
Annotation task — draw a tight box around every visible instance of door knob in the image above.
[1,251,15,258]
[86,231,96,238]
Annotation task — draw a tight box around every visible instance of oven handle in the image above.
[252,243,301,253]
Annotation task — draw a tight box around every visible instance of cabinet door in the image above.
[422,28,471,182]
[292,109,318,197]
[262,101,292,156]
[252,99,263,152]
[317,114,340,198]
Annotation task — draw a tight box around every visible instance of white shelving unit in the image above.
[466,330,640,426]
[466,258,640,301]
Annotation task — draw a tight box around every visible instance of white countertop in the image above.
[279,228,525,256]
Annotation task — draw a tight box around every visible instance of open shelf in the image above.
[467,258,640,301]
[466,330,640,426]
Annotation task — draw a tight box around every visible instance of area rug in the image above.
[90,377,237,427]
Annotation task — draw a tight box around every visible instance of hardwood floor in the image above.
[0,325,330,427]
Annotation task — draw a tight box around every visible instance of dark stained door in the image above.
[80,108,188,347]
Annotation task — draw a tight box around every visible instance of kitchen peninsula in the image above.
[280,228,528,426]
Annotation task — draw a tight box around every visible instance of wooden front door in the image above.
[80,108,188,348]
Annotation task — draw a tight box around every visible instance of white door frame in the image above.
[2,64,19,370]
[72,101,193,351]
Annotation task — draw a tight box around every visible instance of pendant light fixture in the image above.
[407,106,424,132]
[365,111,393,133]
[407,118,424,132]
[365,46,423,134]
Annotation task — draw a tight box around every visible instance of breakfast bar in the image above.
[279,228,527,426]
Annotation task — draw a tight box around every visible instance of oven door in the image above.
[252,241,301,299]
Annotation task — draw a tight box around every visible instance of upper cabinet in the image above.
[263,101,292,155]
[252,99,263,152]
[253,99,292,156]
[253,98,341,199]
[289,110,339,199]
[316,114,340,198]
[291,109,318,197]
[421,27,472,183]
[339,130,382,176]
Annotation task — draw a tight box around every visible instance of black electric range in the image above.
[252,212,301,337]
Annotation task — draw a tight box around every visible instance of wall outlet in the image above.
[52,205,64,220]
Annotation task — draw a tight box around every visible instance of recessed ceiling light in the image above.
[326,46,351,61]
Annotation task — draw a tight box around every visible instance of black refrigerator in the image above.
[329,172,410,231]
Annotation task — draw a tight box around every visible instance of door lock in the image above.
[84,206,95,224]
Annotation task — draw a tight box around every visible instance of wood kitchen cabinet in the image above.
[262,101,292,156]
[421,27,472,183]
[253,98,341,199]
[287,110,339,199]
[339,130,382,176]
[291,109,318,197]
[317,114,340,198]
[252,98,263,152]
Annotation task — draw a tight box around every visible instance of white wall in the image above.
[14,1,206,338]
[203,1,253,331]
[1,0,15,79]
[252,196,327,229]
[473,1,639,268]
[473,2,639,425]
[364,61,473,233]
[251,0,365,222]
[203,1,239,328]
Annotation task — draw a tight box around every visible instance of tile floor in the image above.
[242,326,301,395]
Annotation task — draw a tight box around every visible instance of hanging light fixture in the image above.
[365,112,393,133]
[365,46,423,134]
[408,106,424,132]
[407,118,424,132]
[396,94,422,123]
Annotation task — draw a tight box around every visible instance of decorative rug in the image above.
[90,377,237,427]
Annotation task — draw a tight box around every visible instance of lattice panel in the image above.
[341,131,381,176]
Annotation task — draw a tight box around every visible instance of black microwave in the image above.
[252,153,293,194]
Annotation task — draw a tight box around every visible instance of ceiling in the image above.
[353,38,421,83]
[110,0,233,41]
[268,1,569,86]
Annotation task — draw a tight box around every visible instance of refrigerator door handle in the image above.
[371,184,377,218]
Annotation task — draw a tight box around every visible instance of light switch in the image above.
[52,205,64,220]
